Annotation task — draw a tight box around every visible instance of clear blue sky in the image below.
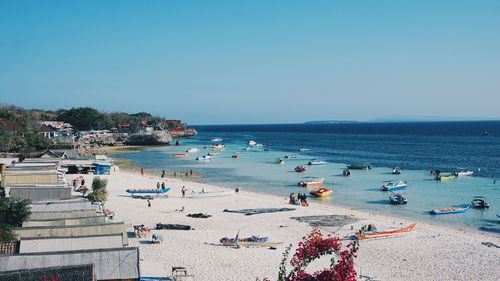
[0,1,499,124]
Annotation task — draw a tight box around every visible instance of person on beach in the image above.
[81,178,85,186]
[161,182,166,189]
[141,167,144,176]
[190,169,193,176]
[235,187,240,194]
[181,186,187,198]
[157,182,160,189]
[161,169,165,178]
[174,172,177,177]
[147,199,151,207]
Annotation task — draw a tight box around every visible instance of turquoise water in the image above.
[115,127,500,234]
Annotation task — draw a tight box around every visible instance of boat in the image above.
[471,196,490,209]
[309,187,332,197]
[211,148,225,151]
[232,153,240,158]
[430,205,470,215]
[186,148,199,153]
[264,147,270,151]
[388,192,407,204]
[294,166,307,172]
[275,158,285,165]
[284,154,298,159]
[211,138,223,142]
[434,173,455,181]
[211,144,225,148]
[307,160,327,166]
[380,180,407,191]
[346,163,372,170]
[247,140,257,146]
[454,170,474,177]
[392,167,401,174]
[172,153,188,157]
[482,131,490,136]
[207,152,218,156]
[126,188,171,194]
[255,144,263,147]
[298,177,324,187]
[357,224,416,240]
[196,155,212,161]
[298,148,310,152]
[342,169,351,176]
[220,236,282,247]
[242,147,251,151]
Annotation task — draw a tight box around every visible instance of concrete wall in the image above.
[8,187,72,201]
[23,216,106,227]
[29,210,97,220]
[20,234,124,253]
[15,222,128,245]
[2,173,59,185]
[0,247,140,281]
[30,200,94,212]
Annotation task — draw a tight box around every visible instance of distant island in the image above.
[304,120,359,124]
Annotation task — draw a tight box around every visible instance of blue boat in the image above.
[430,205,470,215]
[126,188,171,194]
[380,180,407,191]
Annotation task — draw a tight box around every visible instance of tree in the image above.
[56,107,107,131]
[0,198,32,227]
[0,225,18,243]
[87,177,108,202]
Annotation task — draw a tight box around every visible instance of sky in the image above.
[0,1,499,125]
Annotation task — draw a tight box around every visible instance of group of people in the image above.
[289,192,308,206]
[156,182,167,189]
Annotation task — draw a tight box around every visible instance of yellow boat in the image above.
[309,187,332,197]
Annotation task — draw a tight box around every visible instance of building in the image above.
[0,118,26,134]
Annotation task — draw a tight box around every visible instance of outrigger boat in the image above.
[357,224,416,240]
[434,173,455,181]
[284,154,298,159]
[307,160,327,166]
[380,180,407,191]
[220,236,282,248]
[298,177,324,187]
[430,205,470,215]
[347,163,372,170]
[126,188,171,194]
[309,187,332,197]
[172,153,188,157]
[275,158,285,164]
[294,166,307,173]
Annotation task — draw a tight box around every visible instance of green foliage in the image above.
[87,177,108,202]
[0,225,18,243]
[0,197,32,227]
[56,107,112,131]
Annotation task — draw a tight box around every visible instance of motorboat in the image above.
[454,170,474,177]
[294,166,307,173]
[434,173,455,181]
[392,167,401,174]
[388,192,407,204]
[207,152,218,156]
[298,177,324,187]
[172,153,188,157]
[471,196,490,209]
[255,143,263,147]
[284,154,298,159]
[232,153,240,158]
[248,140,257,146]
[309,187,332,197]
[211,138,223,142]
[211,148,225,151]
[211,144,225,148]
[380,180,407,191]
[186,148,199,153]
[307,160,327,166]
[242,147,251,151]
[347,163,372,170]
[196,155,212,161]
[275,158,285,164]
[264,147,270,151]
[298,148,310,152]
[342,169,351,176]
[430,206,470,215]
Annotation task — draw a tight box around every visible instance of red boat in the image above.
[295,166,307,172]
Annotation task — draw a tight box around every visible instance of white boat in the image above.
[211,138,223,142]
[186,148,199,153]
[298,148,310,152]
[242,147,251,151]
[297,177,324,187]
[211,144,225,148]
[248,140,257,146]
[207,152,218,156]
[196,155,212,161]
[284,154,298,159]
[454,171,474,177]
[307,160,326,166]
[186,190,235,198]
[275,158,285,164]
[380,181,407,191]
[255,143,263,147]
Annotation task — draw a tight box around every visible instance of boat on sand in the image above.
[126,188,171,194]
[357,224,416,240]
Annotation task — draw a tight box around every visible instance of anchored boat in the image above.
[294,166,307,173]
[307,160,327,166]
[309,187,332,197]
[392,167,401,174]
[471,196,490,209]
[347,163,372,170]
[389,192,407,204]
[298,177,324,187]
[232,153,241,158]
[434,173,455,181]
[172,153,188,157]
[275,158,285,164]
[430,205,470,215]
[380,180,407,191]
[284,154,298,159]
[186,148,199,153]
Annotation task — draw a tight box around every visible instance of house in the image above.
[117,121,153,133]
[41,149,82,159]
[0,118,26,134]
[37,124,58,138]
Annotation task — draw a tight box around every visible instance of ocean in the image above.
[113,121,500,234]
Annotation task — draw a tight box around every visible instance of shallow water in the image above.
[114,122,500,234]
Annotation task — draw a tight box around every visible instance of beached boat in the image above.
[275,158,285,164]
[196,155,212,161]
[298,148,310,152]
[389,192,407,204]
[434,173,455,181]
[126,188,171,194]
[357,224,416,240]
[392,167,401,174]
[232,153,240,158]
[211,138,223,142]
[347,163,372,170]
[309,187,332,197]
[307,160,327,166]
[430,205,470,215]
[298,177,324,187]
[186,148,199,153]
[220,236,282,247]
[172,153,188,157]
[284,154,298,159]
[247,140,257,146]
[186,190,235,198]
[294,166,307,172]
[454,170,474,177]
[471,196,490,209]
[380,180,407,191]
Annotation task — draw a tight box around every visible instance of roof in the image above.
[0,118,26,132]
[0,264,95,281]
[37,124,56,132]
[43,149,81,159]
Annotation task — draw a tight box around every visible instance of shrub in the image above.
[0,225,18,242]
[87,177,108,202]
[0,197,32,227]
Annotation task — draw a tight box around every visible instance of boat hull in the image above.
[358,224,416,239]
[309,188,332,197]
[126,188,171,194]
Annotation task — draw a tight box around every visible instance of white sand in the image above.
[73,170,500,281]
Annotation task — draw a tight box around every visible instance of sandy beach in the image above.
[72,169,500,281]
